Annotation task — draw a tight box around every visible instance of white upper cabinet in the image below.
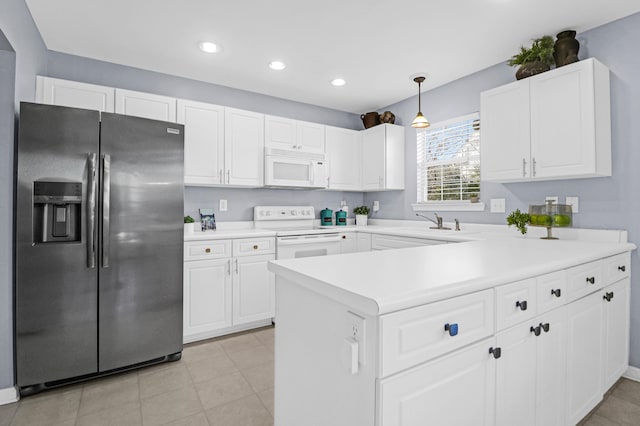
[265,115,325,154]
[481,58,611,182]
[225,107,265,187]
[325,126,361,190]
[36,76,115,113]
[361,124,404,191]
[177,99,225,186]
[115,88,177,122]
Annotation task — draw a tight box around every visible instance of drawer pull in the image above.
[205,248,211,253]
[489,347,502,359]
[618,265,626,272]
[530,325,541,336]
[540,323,550,333]
[603,292,614,302]
[550,289,561,298]
[342,235,346,239]
[444,323,459,337]
[586,276,595,284]
[515,300,528,311]
[253,245,258,250]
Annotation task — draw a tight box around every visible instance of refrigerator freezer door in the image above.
[98,113,184,371]
[15,103,100,387]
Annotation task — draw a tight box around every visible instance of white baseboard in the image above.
[623,366,640,382]
[0,386,19,405]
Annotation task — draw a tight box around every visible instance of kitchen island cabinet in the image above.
[268,239,634,426]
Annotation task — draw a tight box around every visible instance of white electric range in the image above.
[254,206,343,259]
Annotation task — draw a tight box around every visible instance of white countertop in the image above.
[268,238,636,316]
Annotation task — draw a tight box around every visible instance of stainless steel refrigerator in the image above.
[15,102,184,395]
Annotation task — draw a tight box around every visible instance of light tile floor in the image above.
[1,325,639,426]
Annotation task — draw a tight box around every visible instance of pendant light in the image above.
[411,76,430,128]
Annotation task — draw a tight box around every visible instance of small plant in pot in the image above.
[353,205,370,226]
[184,215,195,233]
[508,35,555,80]
[506,209,531,235]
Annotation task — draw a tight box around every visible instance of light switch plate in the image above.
[490,198,506,213]
[219,199,227,212]
[566,196,579,213]
[373,201,379,212]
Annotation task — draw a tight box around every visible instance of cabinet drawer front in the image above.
[537,270,567,315]
[380,289,493,377]
[496,278,537,331]
[233,237,275,256]
[602,252,630,286]
[567,261,604,302]
[378,337,495,426]
[184,240,232,261]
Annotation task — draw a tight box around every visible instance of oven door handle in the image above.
[277,235,342,246]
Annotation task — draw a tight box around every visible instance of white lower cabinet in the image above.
[378,338,496,426]
[356,232,372,252]
[602,278,630,391]
[183,237,275,342]
[495,307,566,426]
[339,232,357,254]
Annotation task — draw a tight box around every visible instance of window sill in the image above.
[411,202,486,212]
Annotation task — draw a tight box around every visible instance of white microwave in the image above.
[264,148,327,188]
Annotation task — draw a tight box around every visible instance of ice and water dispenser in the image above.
[33,181,82,243]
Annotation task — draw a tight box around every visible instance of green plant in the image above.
[184,215,195,223]
[353,205,370,216]
[506,209,531,235]
[508,36,555,67]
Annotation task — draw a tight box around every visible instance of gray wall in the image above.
[365,12,640,366]
[0,0,47,391]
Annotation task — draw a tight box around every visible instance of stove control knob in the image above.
[291,210,297,215]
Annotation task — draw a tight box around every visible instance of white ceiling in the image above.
[25,0,640,114]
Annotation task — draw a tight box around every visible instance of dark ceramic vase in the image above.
[554,30,580,67]
[360,112,381,129]
[515,61,551,80]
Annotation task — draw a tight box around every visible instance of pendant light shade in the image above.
[411,76,430,129]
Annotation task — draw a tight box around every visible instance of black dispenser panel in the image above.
[33,181,82,243]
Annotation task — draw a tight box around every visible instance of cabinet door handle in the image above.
[530,325,541,336]
[235,258,239,274]
[522,158,527,177]
[532,157,537,177]
[618,265,626,272]
[516,300,528,311]
[586,276,595,284]
[603,291,614,302]
[253,244,259,250]
[551,288,561,298]
[489,347,502,359]
[444,323,459,337]
[540,323,550,333]
[205,248,211,253]
[341,235,346,239]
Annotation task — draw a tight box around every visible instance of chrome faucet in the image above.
[415,213,451,230]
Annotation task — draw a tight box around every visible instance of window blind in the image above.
[417,113,480,203]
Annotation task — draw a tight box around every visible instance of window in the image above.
[414,113,482,211]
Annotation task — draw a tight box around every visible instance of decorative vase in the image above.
[379,111,396,124]
[184,223,195,233]
[360,112,381,129]
[356,214,368,226]
[554,30,580,67]
[515,61,551,80]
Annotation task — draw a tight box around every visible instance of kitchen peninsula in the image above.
[268,238,635,426]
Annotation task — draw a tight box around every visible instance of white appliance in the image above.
[254,206,341,259]
[264,148,327,188]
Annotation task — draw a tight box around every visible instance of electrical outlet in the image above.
[219,199,227,212]
[566,196,579,213]
[490,198,506,213]
[545,196,559,204]
[373,201,380,212]
[340,200,347,207]
[345,312,366,365]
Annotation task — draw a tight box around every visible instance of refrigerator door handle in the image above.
[87,153,98,268]
[101,154,111,268]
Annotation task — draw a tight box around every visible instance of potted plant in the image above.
[508,35,555,80]
[184,215,195,233]
[506,209,531,235]
[353,206,370,226]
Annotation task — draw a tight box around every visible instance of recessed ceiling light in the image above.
[331,78,346,87]
[269,61,286,70]
[198,41,219,53]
